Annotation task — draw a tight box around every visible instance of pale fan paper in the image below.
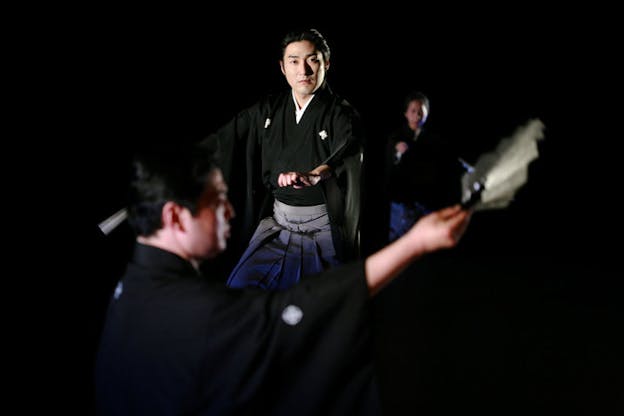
[461,118,545,211]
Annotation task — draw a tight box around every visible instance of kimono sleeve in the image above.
[256,261,377,413]
[201,104,257,186]
[321,103,365,176]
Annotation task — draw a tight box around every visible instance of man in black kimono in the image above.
[95,142,471,415]
[385,91,463,242]
[203,28,365,290]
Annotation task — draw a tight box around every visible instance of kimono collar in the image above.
[291,90,315,124]
[132,243,201,277]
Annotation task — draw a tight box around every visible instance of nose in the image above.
[226,200,236,220]
[298,60,313,76]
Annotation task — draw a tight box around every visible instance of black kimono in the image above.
[204,83,364,267]
[95,244,380,415]
[386,125,460,209]
[385,125,462,241]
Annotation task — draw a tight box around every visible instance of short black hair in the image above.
[127,141,220,237]
[280,28,331,62]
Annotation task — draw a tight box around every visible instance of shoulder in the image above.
[318,84,360,115]
[325,95,362,124]
[258,90,290,111]
[235,91,289,121]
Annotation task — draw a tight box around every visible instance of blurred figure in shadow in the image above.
[385,91,463,242]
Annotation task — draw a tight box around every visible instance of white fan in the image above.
[461,118,545,210]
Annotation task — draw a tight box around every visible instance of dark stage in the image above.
[63,12,622,414]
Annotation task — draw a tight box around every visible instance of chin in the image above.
[296,86,314,95]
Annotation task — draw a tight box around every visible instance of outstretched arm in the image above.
[365,205,471,296]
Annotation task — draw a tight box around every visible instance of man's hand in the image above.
[278,172,322,188]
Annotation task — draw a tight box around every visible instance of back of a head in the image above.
[280,28,331,62]
[127,142,219,237]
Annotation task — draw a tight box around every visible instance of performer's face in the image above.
[182,168,235,260]
[280,40,329,99]
[405,100,428,131]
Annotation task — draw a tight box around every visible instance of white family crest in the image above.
[281,304,303,326]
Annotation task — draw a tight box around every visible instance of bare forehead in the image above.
[407,100,425,110]
[283,40,320,58]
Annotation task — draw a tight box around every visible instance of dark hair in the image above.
[127,142,220,237]
[280,28,331,62]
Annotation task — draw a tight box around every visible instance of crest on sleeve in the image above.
[281,304,303,326]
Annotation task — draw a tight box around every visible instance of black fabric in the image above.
[204,83,364,263]
[385,125,463,210]
[95,243,380,415]
[270,95,325,206]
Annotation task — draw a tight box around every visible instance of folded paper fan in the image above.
[461,118,545,210]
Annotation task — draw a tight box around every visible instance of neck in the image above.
[293,91,313,109]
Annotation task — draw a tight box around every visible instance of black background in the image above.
[49,7,622,414]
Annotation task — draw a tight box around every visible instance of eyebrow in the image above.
[286,52,319,59]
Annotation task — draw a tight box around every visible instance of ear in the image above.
[325,59,330,71]
[161,201,185,231]
[279,60,286,76]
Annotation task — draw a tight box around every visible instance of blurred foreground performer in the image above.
[95,141,471,415]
